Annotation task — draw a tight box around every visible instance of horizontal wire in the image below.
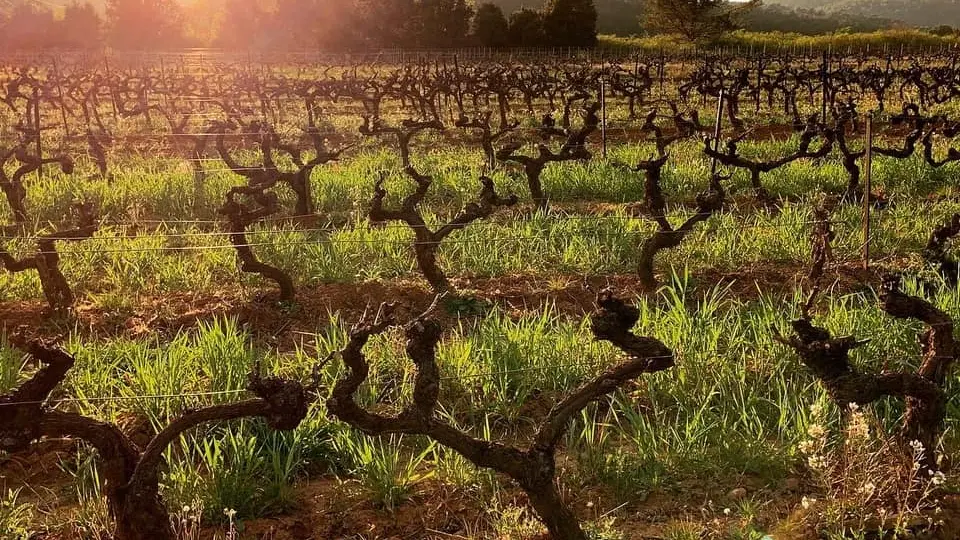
[0,389,248,408]
[0,354,678,409]
[0,216,830,242]
[0,220,834,254]
[27,121,687,139]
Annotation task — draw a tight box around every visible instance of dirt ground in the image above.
[0,260,883,347]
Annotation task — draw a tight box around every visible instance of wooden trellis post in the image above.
[33,86,42,181]
[600,77,607,160]
[710,89,725,176]
[863,114,874,271]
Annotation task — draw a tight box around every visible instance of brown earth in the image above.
[0,260,885,346]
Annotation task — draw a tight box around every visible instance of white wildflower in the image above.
[932,471,946,486]
[910,439,925,454]
[810,403,824,417]
[807,455,828,470]
[847,412,870,440]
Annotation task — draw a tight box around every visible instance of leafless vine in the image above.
[326,290,675,540]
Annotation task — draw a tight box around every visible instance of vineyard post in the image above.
[51,57,70,140]
[755,55,762,113]
[710,89,725,176]
[658,47,665,95]
[103,54,119,121]
[862,114,874,271]
[159,55,170,111]
[821,50,828,122]
[600,76,607,159]
[142,65,152,128]
[33,86,42,181]
[679,49,685,81]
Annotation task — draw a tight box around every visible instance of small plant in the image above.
[0,488,34,540]
[0,335,23,393]
[491,504,545,539]
[442,294,493,316]
[796,402,948,536]
[169,501,204,540]
[347,435,437,511]
[662,522,701,540]
[223,507,239,540]
[62,447,114,538]
[200,431,265,520]
[584,517,625,540]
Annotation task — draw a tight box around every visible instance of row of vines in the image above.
[5,50,960,538]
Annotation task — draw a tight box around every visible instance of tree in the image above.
[217,0,275,49]
[354,0,472,48]
[410,0,473,48]
[645,0,759,43]
[472,2,509,46]
[740,4,891,34]
[356,0,416,48]
[543,0,598,46]
[1,1,55,49]
[304,0,364,50]
[930,24,957,36]
[507,8,545,46]
[107,0,185,49]
[596,0,644,36]
[59,2,103,49]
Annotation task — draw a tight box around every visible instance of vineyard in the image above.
[5,47,960,539]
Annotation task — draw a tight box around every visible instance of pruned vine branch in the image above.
[774,275,955,468]
[326,290,674,540]
[0,339,311,540]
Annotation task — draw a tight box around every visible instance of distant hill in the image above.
[768,0,960,28]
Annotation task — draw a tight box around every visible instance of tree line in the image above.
[0,0,929,52]
[0,0,598,51]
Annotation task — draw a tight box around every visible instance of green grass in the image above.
[600,28,960,53]
[1,193,955,302]
[4,125,960,305]
[5,80,960,537]
[7,276,960,535]
[0,489,34,540]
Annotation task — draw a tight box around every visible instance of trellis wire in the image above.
[0,354,678,408]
